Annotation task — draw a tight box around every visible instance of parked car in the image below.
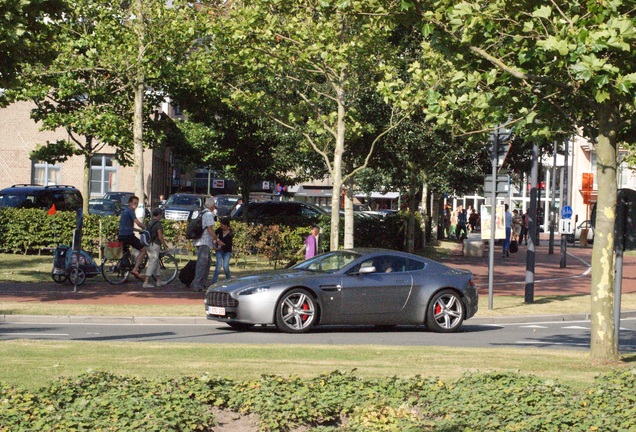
[214,194,241,217]
[162,193,208,221]
[103,191,134,205]
[205,248,478,333]
[566,220,594,244]
[230,200,327,225]
[0,184,83,212]
[88,198,121,216]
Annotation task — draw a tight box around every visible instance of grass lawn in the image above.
[1,340,635,391]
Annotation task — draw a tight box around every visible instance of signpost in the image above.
[559,205,574,235]
[561,205,573,220]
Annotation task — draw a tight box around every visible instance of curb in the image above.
[3,311,636,326]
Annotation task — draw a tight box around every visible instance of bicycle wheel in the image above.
[101,257,130,285]
[152,253,178,284]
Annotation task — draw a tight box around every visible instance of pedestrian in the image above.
[521,209,529,245]
[443,204,452,239]
[450,206,458,239]
[142,208,171,288]
[512,209,523,244]
[118,195,147,280]
[305,225,321,259]
[502,204,512,257]
[469,207,479,233]
[191,197,217,292]
[212,217,233,284]
[456,207,468,240]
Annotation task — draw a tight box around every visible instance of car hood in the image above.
[209,269,326,292]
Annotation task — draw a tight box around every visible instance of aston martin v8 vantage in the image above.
[204,248,478,333]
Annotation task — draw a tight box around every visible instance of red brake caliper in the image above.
[301,301,309,321]
[435,303,442,315]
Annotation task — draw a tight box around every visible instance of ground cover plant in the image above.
[2,368,636,431]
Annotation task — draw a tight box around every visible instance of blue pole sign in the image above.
[561,205,573,219]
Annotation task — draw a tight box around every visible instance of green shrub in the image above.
[0,208,421,257]
[2,369,636,431]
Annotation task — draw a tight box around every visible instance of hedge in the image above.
[0,208,422,266]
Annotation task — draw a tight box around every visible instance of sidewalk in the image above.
[1,235,635,324]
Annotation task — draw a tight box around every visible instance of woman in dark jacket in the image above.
[211,217,233,283]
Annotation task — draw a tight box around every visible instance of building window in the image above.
[32,162,61,185]
[90,155,118,196]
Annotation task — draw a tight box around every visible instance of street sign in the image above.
[559,218,575,235]
[561,205,573,219]
[484,175,510,197]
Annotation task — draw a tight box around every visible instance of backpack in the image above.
[140,220,159,246]
[185,209,210,240]
[139,230,152,247]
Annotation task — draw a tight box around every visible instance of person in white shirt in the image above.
[502,204,513,257]
[191,198,217,292]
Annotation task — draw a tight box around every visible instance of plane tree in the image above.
[9,0,202,211]
[203,0,410,250]
[407,0,636,360]
[0,0,66,95]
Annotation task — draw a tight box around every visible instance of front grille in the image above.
[164,210,190,221]
[206,291,239,308]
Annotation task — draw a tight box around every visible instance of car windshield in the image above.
[167,195,200,206]
[294,251,361,273]
[216,196,238,207]
[90,201,115,212]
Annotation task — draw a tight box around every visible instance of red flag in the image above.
[47,204,57,215]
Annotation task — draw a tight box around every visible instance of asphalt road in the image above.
[3,317,636,352]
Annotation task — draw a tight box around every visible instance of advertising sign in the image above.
[481,205,505,240]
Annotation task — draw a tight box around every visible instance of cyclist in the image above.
[118,195,147,280]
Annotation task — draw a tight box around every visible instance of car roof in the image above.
[1,184,79,192]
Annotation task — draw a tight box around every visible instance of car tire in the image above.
[425,289,464,333]
[227,322,254,331]
[275,288,318,333]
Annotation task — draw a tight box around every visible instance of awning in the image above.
[355,192,400,199]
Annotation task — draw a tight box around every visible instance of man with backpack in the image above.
[191,197,217,292]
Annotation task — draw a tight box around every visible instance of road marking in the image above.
[562,326,589,329]
[0,332,69,337]
[520,325,548,328]
[517,341,589,347]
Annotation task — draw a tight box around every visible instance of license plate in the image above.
[208,306,225,316]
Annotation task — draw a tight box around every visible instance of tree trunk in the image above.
[343,179,354,249]
[133,0,145,218]
[420,176,428,249]
[82,137,93,215]
[329,83,346,251]
[406,169,420,253]
[590,105,619,360]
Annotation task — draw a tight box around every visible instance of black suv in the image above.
[230,201,327,226]
[0,184,83,212]
[162,193,209,221]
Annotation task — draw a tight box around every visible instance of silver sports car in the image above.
[204,248,478,333]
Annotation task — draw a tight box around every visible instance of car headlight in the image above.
[239,286,270,295]
[191,210,200,219]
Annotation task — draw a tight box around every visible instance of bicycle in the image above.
[101,244,178,285]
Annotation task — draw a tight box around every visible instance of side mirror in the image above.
[358,266,377,275]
